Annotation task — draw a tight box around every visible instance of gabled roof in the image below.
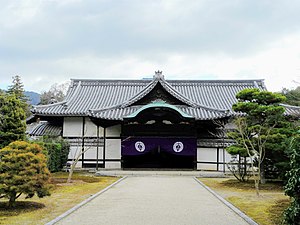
[32,73,267,120]
[124,101,194,119]
[28,122,62,136]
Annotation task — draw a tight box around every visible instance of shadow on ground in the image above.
[0,201,45,216]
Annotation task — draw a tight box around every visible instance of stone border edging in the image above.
[193,177,258,225]
[45,176,127,225]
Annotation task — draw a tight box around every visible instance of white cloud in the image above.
[1,0,300,94]
[0,0,41,29]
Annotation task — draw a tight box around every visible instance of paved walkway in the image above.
[95,169,228,177]
[56,176,249,225]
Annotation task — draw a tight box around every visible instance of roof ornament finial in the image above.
[154,70,164,79]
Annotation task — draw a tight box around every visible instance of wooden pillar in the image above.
[96,125,99,170]
[81,117,85,167]
[103,127,106,168]
[216,147,219,171]
[223,145,226,173]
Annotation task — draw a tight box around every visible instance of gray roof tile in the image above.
[33,76,269,120]
[28,122,62,136]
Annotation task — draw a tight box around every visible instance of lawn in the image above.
[199,178,290,225]
[0,172,119,225]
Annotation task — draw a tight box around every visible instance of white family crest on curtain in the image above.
[135,141,145,152]
[173,142,184,152]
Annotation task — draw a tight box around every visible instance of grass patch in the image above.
[199,178,290,225]
[0,172,119,225]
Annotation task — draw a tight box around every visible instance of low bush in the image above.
[35,137,70,172]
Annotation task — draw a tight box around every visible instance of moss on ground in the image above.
[199,178,290,225]
[0,172,119,225]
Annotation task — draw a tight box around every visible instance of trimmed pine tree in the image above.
[0,141,51,207]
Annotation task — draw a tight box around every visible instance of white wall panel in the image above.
[106,139,121,159]
[63,117,83,137]
[84,146,98,159]
[68,145,82,160]
[106,125,121,137]
[105,162,121,169]
[197,147,233,171]
[217,148,232,171]
[197,147,217,170]
[84,118,98,137]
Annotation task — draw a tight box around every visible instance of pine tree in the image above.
[0,92,26,148]
[0,141,51,207]
[227,88,289,195]
[284,135,300,224]
[282,87,300,106]
[7,75,31,117]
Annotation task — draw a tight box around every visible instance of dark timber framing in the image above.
[81,117,85,167]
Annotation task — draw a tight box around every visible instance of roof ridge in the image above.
[120,79,159,108]
[33,81,82,111]
[71,78,151,83]
[280,103,300,109]
[70,78,265,82]
[158,78,229,113]
[33,100,67,109]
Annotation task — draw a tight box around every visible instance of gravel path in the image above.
[56,176,249,225]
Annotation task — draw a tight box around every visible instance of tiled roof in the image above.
[32,74,267,120]
[89,105,229,120]
[28,122,62,136]
[280,104,300,117]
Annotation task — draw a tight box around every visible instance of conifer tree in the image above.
[7,75,31,117]
[0,92,26,148]
[8,75,26,100]
[284,135,300,225]
[227,88,288,195]
[0,141,51,207]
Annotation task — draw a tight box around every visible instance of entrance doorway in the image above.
[121,102,197,169]
[121,137,196,169]
[122,145,194,169]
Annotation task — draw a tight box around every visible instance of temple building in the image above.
[30,71,300,171]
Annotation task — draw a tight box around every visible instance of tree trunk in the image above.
[8,193,17,208]
[67,162,76,183]
[260,161,266,184]
[254,179,260,197]
[243,157,247,181]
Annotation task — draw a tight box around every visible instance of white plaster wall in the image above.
[84,146,101,159]
[105,139,121,169]
[67,146,104,167]
[84,118,99,137]
[63,117,83,137]
[197,147,233,171]
[68,145,82,160]
[105,162,121,169]
[217,148,232,171]
[106,125,121,137]
[197,148,217,170]
[64,117,106,137]
[67,145,82,168]
[106,139,121,159]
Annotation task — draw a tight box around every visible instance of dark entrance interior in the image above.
[122,146,194,169]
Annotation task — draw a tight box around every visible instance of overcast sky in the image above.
[1,0,300,93]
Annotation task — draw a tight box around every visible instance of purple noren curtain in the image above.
[121,137,196,156]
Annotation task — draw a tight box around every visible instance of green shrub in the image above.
[35,137,70,172]
[0,141,51,207]
[284,136,300,225]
